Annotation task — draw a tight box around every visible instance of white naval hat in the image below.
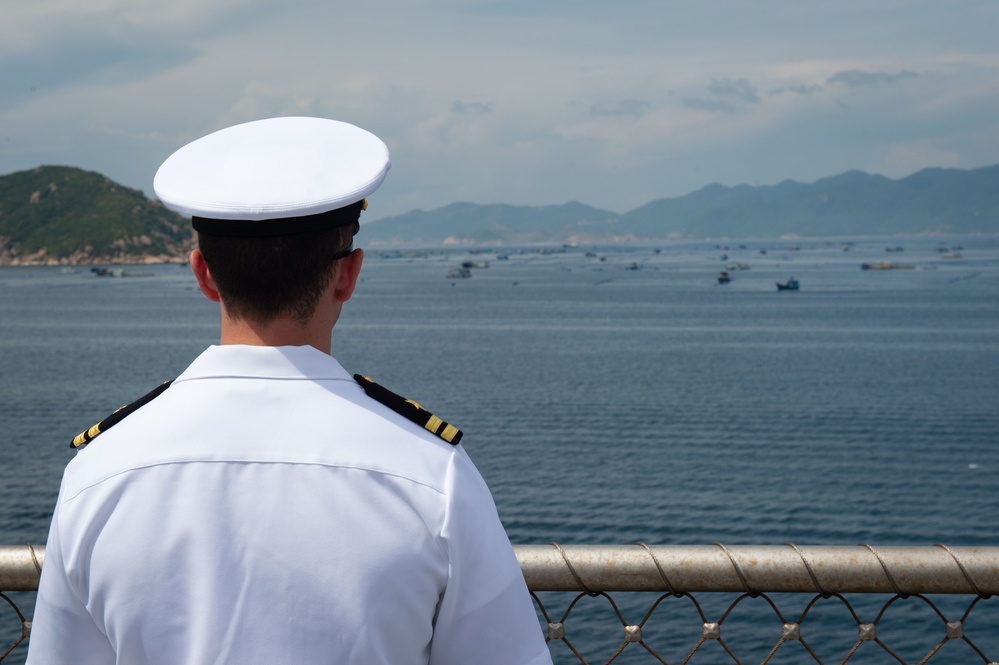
[153,116,391,236]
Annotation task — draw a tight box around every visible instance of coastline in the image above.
[0,250,191,267]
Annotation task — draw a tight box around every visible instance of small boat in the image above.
[776,277,799,291]
[91,267,127,277]
[445,267,472,279]
[718,271,731,284]
[861,262,915,270]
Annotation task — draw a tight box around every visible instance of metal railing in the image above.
[522,544,999,664]
[3,544,998,664]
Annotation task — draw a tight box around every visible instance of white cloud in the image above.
[589,100,651,118]
[452,101,494,114]
[0,0,253,54]
[769,84,823,96]
[879,141,961,177]
[683,98,737,114]
[827,69,919,87]
[1,1,998,218]
[707,78,760,104]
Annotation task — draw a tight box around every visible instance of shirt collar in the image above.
[174,345,353,383]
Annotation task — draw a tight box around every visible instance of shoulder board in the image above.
[71,381,173,449]
[353,375,462,446]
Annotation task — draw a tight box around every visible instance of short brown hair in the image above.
[196,223,356,325]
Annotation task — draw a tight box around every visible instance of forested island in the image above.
[0,166,192,265]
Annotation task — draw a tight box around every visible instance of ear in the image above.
[332,248,364,303]
[190,249,221,303]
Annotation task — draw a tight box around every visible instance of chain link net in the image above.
[530,589,998,664]
[0,593,30,664]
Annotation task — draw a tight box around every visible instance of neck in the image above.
[189,247,359,357]
[219,303,341,355]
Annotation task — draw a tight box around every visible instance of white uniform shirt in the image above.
[28,345,552,665]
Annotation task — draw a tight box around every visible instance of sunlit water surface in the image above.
[2,235,997,663]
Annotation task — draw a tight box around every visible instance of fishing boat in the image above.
[776,277,799,291]
[91,267,127,277]
[861,262,915,270]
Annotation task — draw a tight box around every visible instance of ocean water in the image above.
[1,234,998,663]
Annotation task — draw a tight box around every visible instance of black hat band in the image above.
[193,200,365,237]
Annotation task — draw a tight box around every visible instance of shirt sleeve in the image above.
[26,491,117,665]
[429,447,552,665]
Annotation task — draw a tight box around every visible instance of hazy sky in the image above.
[2,0,997,220]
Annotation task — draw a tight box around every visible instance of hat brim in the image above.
[154,116,391,222]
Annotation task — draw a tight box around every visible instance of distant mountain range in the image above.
[361,164,999,246]
[1,163,996,264]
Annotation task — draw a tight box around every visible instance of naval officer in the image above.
[27,116,553,665]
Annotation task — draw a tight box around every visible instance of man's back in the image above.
[29,345,550,664]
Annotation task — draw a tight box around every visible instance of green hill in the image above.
[0,165,193,265]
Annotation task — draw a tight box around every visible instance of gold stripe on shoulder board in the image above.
[354,375,463,446]
[71,381,172,449]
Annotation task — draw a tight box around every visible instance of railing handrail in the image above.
[4,544,998,595]
[517,543,999,595]
[0,546,42,592]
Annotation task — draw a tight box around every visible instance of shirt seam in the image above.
[61,458,448,503]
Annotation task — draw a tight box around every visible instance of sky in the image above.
[2,0,998,221]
